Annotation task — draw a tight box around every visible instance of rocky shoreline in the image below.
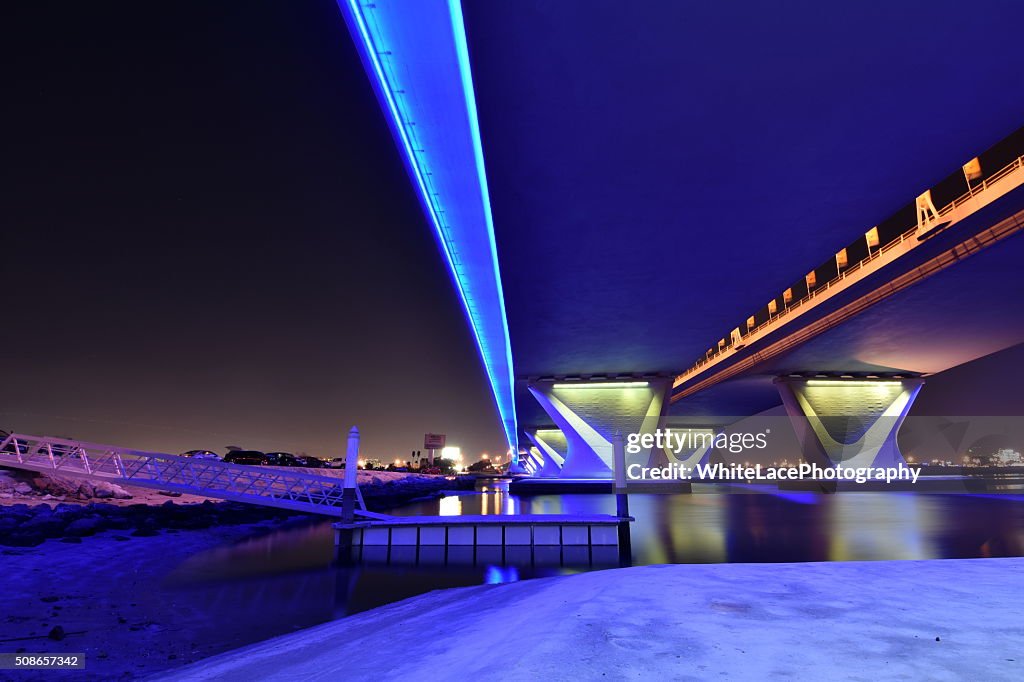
[0,467,471,547]
[0,466,476,679]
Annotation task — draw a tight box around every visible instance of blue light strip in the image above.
[338,0,518,453]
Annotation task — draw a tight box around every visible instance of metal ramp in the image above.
[0,433,387,518]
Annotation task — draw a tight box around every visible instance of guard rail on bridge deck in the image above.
[674,151,1024,395]
[0,433,387,519]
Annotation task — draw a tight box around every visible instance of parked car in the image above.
[223,450,267,465]
[298,455,327,468]
[264,452,301,467]
[179,449,221,460]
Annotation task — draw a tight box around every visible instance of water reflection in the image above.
[396,484,1024,564]
[164,484,1024,635]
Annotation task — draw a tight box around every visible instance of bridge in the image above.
[0,432,384,518]
[337,1,1024,479]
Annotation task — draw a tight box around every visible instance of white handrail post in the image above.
[341,426,360,524]
[112,451,126,478]
[78,446,91,474]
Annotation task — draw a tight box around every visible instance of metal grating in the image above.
[0,433,381,518]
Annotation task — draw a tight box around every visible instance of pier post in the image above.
[612,432,633,566]
[341,426,360,524]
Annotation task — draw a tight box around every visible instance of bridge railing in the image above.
[676,152,1024,385]
[0,433,376,517]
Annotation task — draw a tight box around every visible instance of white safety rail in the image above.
[0,433,385,518]
[675,152,1024,390]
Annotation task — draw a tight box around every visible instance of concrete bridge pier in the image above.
[774,377,924,470]
[525,429,567,477]
[527,379,670,478]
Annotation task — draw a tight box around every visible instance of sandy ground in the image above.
[159,558,1024,682]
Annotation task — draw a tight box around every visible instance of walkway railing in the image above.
[675,152,1024,389]
[0,433,383,518]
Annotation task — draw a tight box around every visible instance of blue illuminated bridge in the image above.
[338,1,1024,478]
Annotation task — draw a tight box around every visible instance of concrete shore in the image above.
[160,558,1024,681]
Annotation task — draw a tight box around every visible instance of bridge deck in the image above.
[0,433,385,518]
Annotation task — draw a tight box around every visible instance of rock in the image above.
[14,482,33,495]
[64,516,103,537]
[105,516,134,530]
[19,517,67,538]
[92,481,132,500]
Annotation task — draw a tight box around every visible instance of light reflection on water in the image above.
[165,483,1024,627]
[392,482,1024,563]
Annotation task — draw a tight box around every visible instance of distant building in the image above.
[995,448,1023,466]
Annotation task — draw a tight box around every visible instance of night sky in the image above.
[2,1,507,461]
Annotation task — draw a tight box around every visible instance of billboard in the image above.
[424,433,446,450]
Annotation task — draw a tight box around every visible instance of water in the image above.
[162,482,1024,637]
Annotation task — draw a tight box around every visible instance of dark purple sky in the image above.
[2,1,507,461]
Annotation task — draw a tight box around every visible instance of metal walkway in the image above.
[0,433,386,518]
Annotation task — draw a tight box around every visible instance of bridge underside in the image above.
[669,215,1024,419]
[340,2,1024,471]
[463,0,1024,392]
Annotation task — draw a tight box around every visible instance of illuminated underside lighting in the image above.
[339,0,517,451]
[805,380,901,387]
[552,381,650,389]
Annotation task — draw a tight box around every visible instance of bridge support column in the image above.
[525,429,567,477]
[527,379,669,478]
[774,377,924,469]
